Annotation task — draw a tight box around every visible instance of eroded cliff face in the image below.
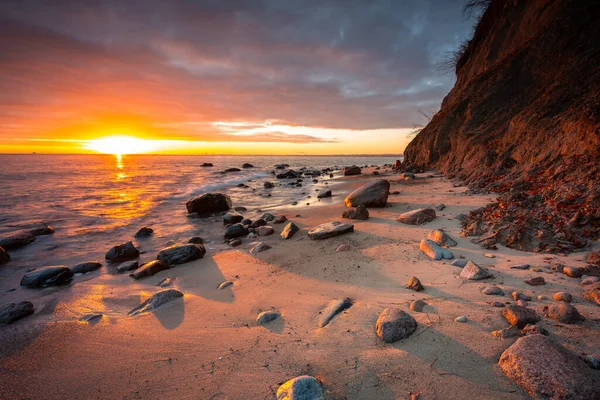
[404,0,600,252]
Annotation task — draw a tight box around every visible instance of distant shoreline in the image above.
[0,153,404,157]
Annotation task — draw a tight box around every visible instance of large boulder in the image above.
[343,165,361,176]
[185,193,232,215]
[376,308,418,343]
[157,243,206,265]
[130,260,170,280]
[499,335,600,399]
[128,289,184,316]
[419,239,454,260]
[397,208,436,225]
[0,225,54,250]
[308,221,354,240]
[344,179,390,208]
[20,266,74,288]
[105,241,139,263]
[0,301,34,324]
[341,204,369,220]
[276,376,325,400]
[0,246,9,265]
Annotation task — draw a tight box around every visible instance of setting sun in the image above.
[84,135,158,155]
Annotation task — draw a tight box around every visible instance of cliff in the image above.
[404,0,600,252]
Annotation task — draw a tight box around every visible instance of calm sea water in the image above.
[0,154,397,272]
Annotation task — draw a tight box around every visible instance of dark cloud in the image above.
[0,0,473,144]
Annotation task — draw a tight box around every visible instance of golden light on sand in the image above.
[85,135,158,155]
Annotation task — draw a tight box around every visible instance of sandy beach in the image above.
[1,168,598,400]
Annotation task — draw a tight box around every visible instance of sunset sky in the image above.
[0,0,472,155]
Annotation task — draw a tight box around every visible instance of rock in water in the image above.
[71,261,102,275]
[105,241,139,263]
[583,282,600,305]
[134,227,154,238]
[276,376,325,400]
[341,204,369,220]
[280,222,299,239]
[200,162,213,167]
[499,335,600,399]
[317,189,332,199]
[308,221,354,240]
[250,242,271,254]
[276,169,300,179]
[0,225,54,250]
[426,229,457,247]
[0,246,9,265]
[130,260,170,280]
[406,276,424,291]
[546,302,585,324]
[502,305,541,328]
[185,193,232,215]
[318,298,352,327]
[344,179,390,207]
[0,301,34,324]
[343,165,361,176]
[224,223,248,239]
[157,243,206,265]
[419,239,454,260]
[460,261,492,280]
[128,289,184,316]
[223,212,244,225]
[242,163,254,168]
[256,310,280,325]
[397,208,436,225]
[375,308,418,343]
[20,266,74,288]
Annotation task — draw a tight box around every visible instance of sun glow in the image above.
[85,135,158,155]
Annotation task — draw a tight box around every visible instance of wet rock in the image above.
[546,302,585,323]
[419,239,454,260]
[344,179,390,207]
[242,163,254,168]
[0,225,54,250]
[157,243,206,265]
[20,266,73,288]
[250,242,271,254]
[343,165,361,176]
[116,260,139,273]
[188,236,204,244]
[434,203,446,211]
[0,301,34,324]
[261,213,276,222]
[186,193,232,215]
[223,212,244,225]
[250,219,267,228]
[256,310,280,325]
[583,282,600,305]
[499,335,600,399]
[426,229,457,247]
[512,291,532,301]
[503,305,541,328]
[451,259,469,267]
[460,261,492,280]
[317,189,332,199]
[276,169,300,179]
[223,167,241,173]
[200,162,213,167]
[406,276,424,291]
[492,326,520,338]
[410,299,427,312]
[129,260,170,280]
[397,208,436,225]
[276,376,325,400]
[455,316,467,323]
[274,215,287,224]
[553,292,572,303]
[525,276,545,286]
[482,286,504,296]
[375,308,418,343]
[128,289,183,316]
[520,324,548,336]
[105,241,139,263]
[318,298,352,327]
[224,223,248,239]
[341,204,369,220]
[134,227,154,238]
[218,281,233,290]
[308,221,354,240]
[71,261,102,275]
[257,226,274,236]
[280,222,299,239]
[563,266,583,278]
[0,246,10,265]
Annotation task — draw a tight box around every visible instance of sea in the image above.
[0,154,399,273]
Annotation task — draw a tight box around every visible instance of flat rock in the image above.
[130,260,170,280]
[499,334,600,399]
[276,169,300,179]
[525,276,545,286]
[344,179,389,207]
[503,305,541,328]
[128,289,183,316]
[375,308,418,343]
[250,242,271,254]
[105,241,139,263]
[520,324,548,336]
[280,222,299,239]
[276,376,325,400]
[224,223,248,239]
[0,301,34,324]
[0,225,54,250]
[343,165,361,176]
[546,302,585,324]
[341,204,369,220]
[419,239,454,260]
[260,213,276,222]
[79,313,103,323]
[157,243,206,265]
[256,310,280,325]
[406,276,424,291]
[308,221,354,240]
[460,261,492,280]
[158,277,176,287]
[318,298,352,327]
[185,193,232,215]
[257,226,274,236]
[20,266,74,288]
[553,292,572,303]
[397,208,436,225]
[71,261,102,275]
[116,261,139,273]
[482,286,504,296]
[427,229,457,247]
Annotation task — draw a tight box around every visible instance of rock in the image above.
[256,310,280,325]
[520,324,548,336]
[583,282,600,305]
[250,219,267,228]
[406,276,424,291]
[410,299,427,312]
[397,208,436,225]
[451,259,469,267]
[375,308,418,343]
[582,355,600,370]
[274,164,289,170]
[525,276,545,286]
[242,163,254,168]
[343,165,361,176]
[185,193,232,215]
[158,277,176,287]
[516,300,529,307]
[317,189,332,199]
[128,289,184,316]
[499,335,600,399]
[426,229,457,247]
[79,313,103,323]
[484,253,496,258]
[129,260,170,280]
[20,266,73,288]
[188,236,204,244]
[157,243,206,265]
[537,295,548,300]
[261,213,276,222]
[200,162,213,167]
[264,181,275,189]
[492,325,520,338]
[250,242,271,254]
[276,376,325,400]
[419,239,454,260]
[105,241,139,263]
[434,203,446,211]
[490,301,506,307]
[460,261,492,280]
[276,169,300,179]
[0,225,54,250]
[0,301,34,324]
[335,244,350,252]
[71,261,102,275]
[581,276,600,286]
[134,227,154,238]
[0,246,10,265]
[563,266,583,278]
[400,172,415,180]
[280,222,299,239]
[224,223,248,239]
[455,316,467,323]
[318,298,352,328]
[223,167,241,173]
[546,302,585,323]
[482,286,504,296]
[344,179,390,207]
[223,212,244,225]
[341,204,369,220]
[218,281,233,290]
[229,238,242,247]
[510,264,530,270]
[257,226,274,236]
[512,291,532,301]
[503,305,541,328]
[308,221,354,240]
[274,215,287,224]
[586,251,600,266]
[553,292,572,303]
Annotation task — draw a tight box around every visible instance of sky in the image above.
[0,0,473,155]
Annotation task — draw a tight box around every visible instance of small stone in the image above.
[492,325,520,338]
[134,227,154,238]
[256,310,280,325]
[451,259,469,267]
[308,221,354,240]
[582,355,600,370]
[563,266,582,278]
[410,300,426,312]
[260,213,276,222]
[229,238,242,247]
[318,298,352,327]
[218,281,233,290]
[581,276,600,286]
[583,282,600,305]
[397,208,436,225]
[546,302,585,324]
[224,223,248,239]
[0,301,34,324]
[257,226,274,236]
[280,222,299,239]
[335,244,350,252]
[426,229,457,247]
[537,295,548,300]
[512,291,532,301]
[188,236,204,244]
[520,324,548,336]
[128,289,184,316]
[341,204,369,220]
[116,261,139,273]
[0,246,10,265]
[516,300,528,307]
[375,308,418,343]
[71,261,102,275]
[406,276,424,291]
[79,313,103,323]
[455,316,467,323]
[525,276,545,286]
[105,241,139,263]
[158,277,175,287]
[510,264,530,270]
[503,305,541,328]
[419,239,454,260]
[276,376,325,400]
[489,301,505,307]
[129,260,170,280]
[460,261,492,280]
[250,242,271,254]
[484,253,496,258]
[273,215,287,224]
[317,189,332,199]
[434,203,446,211]
[553,292,572,303]
[482,286,504,296]
[223,212,244,225]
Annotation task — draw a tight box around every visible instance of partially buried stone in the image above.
[397,208,436,225]
[451,259,469,267]
[375,308,418,343]
[512,291,532,301]
[223,212,243,225]
[318,298,352,327]
[116,260,139,273]
[157,243,206,265]
[503,305,541,328]
[158,277,175,287]
[460,261,492,280]
[256,310,280,325]
[280,222,299,239]
[455,316,467,323]
[0,246,10,265]
[419,239,454,260]
[525,276,545,286]
[341,204,369,220]
[307,221,354,240]
[71,261,102,275]
[250,219,267,228]
[0,301,34,324]
[520,324,548,336]
[134,227,154,238]
[260,213,276,222]
[492,325,520,338]
[128,289,184,316]
[410,299,426,312]
[105,241,139,263]
[250,242,271,254]
[229,239,242,247]
[317,189,332,198]
[426,229,457,247]
[20,266,74,288]
[546,302,585,324]
[0,225,54,250]
[553,292,572,302]
[406,276,424,291]
[482,286,504,296]
[218,281,233,290]
[276,376,325,400]
[129,260,170,280]
[274,215,287,224]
